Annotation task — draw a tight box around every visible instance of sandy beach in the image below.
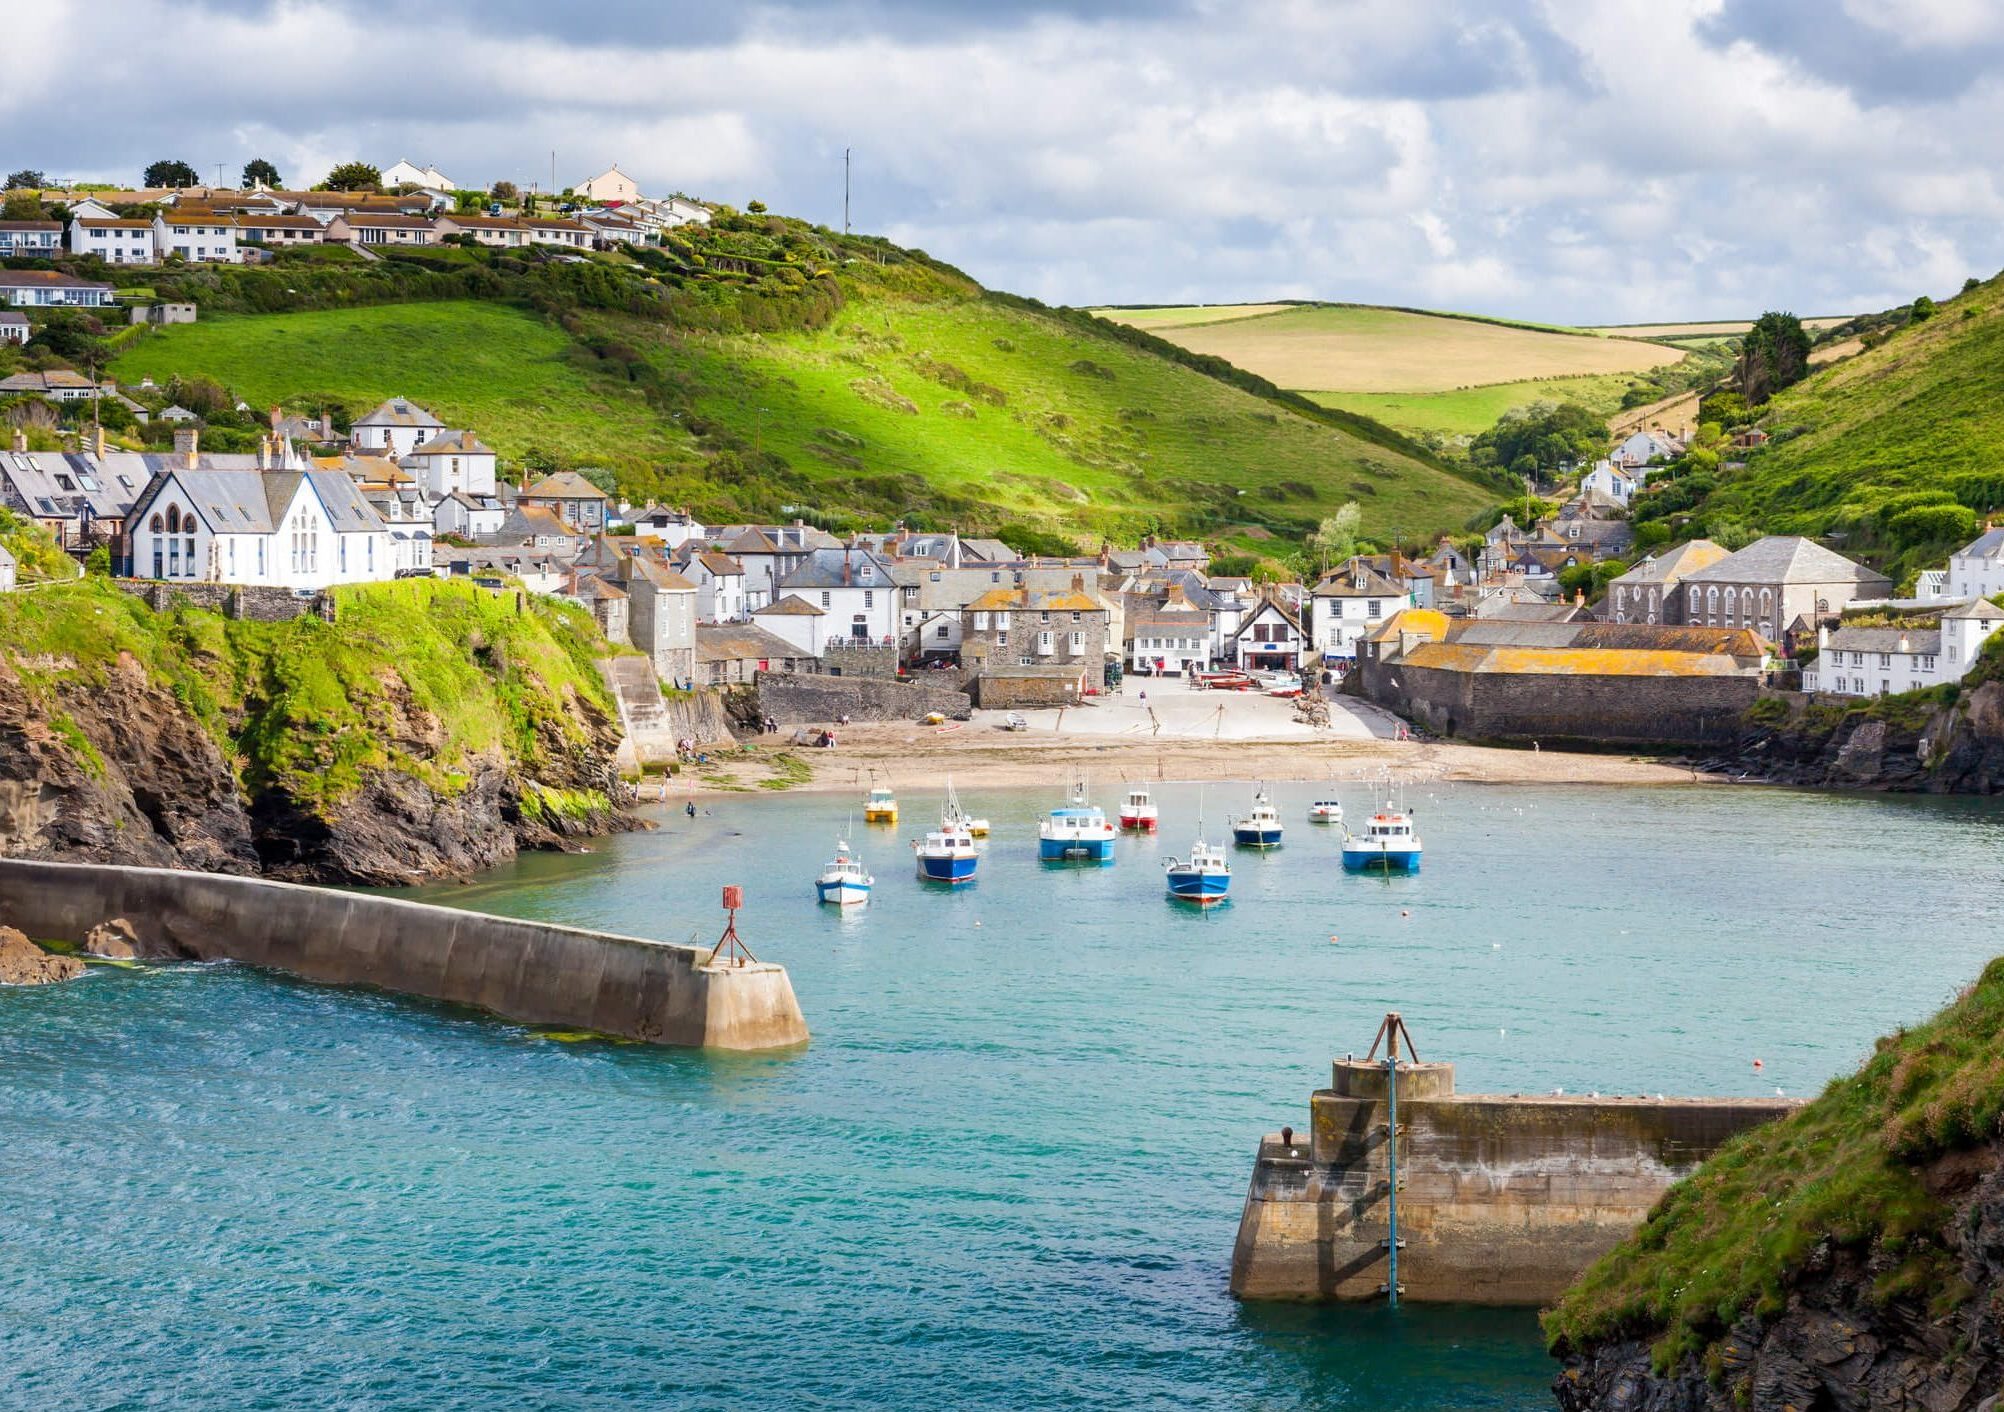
[668,678,1710,796]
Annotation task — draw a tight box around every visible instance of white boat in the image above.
[815,838,873,905]
[1119,787,1159,832]
[1163,832,1230,904]
[1231,787,1283,849]
[915,781,980,884]
[1308,798,1344,824]
[1342,789,1422,873]
[1039,778,1117,862]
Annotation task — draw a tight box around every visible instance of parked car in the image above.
[1001,712,1029,731]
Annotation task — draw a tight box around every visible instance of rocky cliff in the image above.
[1547,959,2004,1412]
[0,579,635,886]
[1720,681,2004,793]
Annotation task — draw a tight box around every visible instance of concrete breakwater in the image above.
[1231,1036,1796,1306]
[0,858,808,1051]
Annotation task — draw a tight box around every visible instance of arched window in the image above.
[150,513,163,532]
[1759,588,1773,622]
[165,505,179,533]
[1706,587,1719,617]
[1742,588,1755,619]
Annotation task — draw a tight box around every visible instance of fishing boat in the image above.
[914,783,980,884]
[1038,778,1117,862]
[862,784,898,825]
[1163,831,1230,904]
[814,838,873,905]
[1230,787,1283,849]
[941,780,990,837]
[1119,787,1159,832]
[1341,792,1423,873]
[1308,797,1344,824]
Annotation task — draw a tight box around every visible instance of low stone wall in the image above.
[1231,1058,1796,1305]
[819,643,901,680]
[0,858,808,1051]
[1353,658,1756,748]
[755,669,971,724]
[115,579,337,623]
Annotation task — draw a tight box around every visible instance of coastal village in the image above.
[9,108,2004,1412]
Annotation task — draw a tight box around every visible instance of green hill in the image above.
[1652,274,2004,585]
[100,218,1493,552]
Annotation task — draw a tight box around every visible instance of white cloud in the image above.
[7,0,2003,321]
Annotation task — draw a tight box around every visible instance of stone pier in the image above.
[1230,1040,1796,1305]
[0,858,808,1051]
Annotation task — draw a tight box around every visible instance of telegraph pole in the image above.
[844,148,851,235]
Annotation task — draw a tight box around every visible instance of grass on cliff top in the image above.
[0,577,618,812]
[1306,372,1642,437]
[1543,956,2004,1375]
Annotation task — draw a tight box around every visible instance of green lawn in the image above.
[1307,373,1642,437]
[110,301,687,479]
[648,294,1492,540]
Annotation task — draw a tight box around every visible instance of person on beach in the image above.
[686,801,697,819]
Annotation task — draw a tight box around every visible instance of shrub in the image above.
[1887,504,1978,545]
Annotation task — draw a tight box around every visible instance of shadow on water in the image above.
[1230,1301,1553,1411]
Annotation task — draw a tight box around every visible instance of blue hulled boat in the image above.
[815,838,874,905]
[914,781,980,884]
[1039,779,1117,862]
[1164,832,1231,904]
[1231,787,1283,849]
[1341,794,1422,873]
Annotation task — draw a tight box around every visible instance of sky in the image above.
[7,0,2003,323]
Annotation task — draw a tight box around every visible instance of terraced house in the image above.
[151,210,241,262]
[0,220,63,259]
[959,578,1111,706]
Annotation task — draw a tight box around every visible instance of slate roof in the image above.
[778,546,898,589]
[1608,540,1729,588]
[965,587,1105,613]
[520,471,609,501]
[408,429,493,457]
[1957,527,2004,561]
[1942,598,2004,620]
[0,270,114,293]
[755,594,826,616]
[697,622,811,663]
[129,465,384,535]
[1824,626,1943,654]
[1313,562,1407,599]
[354,398,444,429]
[1680,536,1891,588]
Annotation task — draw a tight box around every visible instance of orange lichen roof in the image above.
[1401,642,1751,676]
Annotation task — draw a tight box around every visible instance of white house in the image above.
[127,456,394,590]
[382,160,457,192]
[577,165,641,204]
[151,211,241,263]
[1581,458,1639,506]
[68,217,155,264]
[751,594,831,658]
[1807,600,2004,697]
[0,312,25,345]
[1309,560,1409,662]
[1232,598,1307,673]
[775,545,901,645]
[434,490,508,539]
[679,548,748,623]
[0,270,116,307]
[0,220,63,259]
[1612,429,1682,469]
[0,542,14,591]
[401,430,496,498]
[630,504,706,550]
[1126,600,1211,675]
[1941,526,2004,601]
[352,398,446,458]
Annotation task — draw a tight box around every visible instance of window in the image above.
[820,591,831,608]
[863,590,874,608]
[935,623,950,639]
[1070,631,1083,652]
[1366,599,1381,617]
[1037,631,1053,654]
[1071,611,1081,623]
[1878,653,1891,668]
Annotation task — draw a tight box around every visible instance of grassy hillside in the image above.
[1657,273,2004,585]
[1546,949,2004,1374]
[1092,303,1685,437]
[101,223,1492,549]
[0,576,619,813]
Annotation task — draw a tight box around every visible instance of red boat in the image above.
[1119,787,1159,831]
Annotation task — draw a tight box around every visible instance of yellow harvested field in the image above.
[1811,337,1864,365]
[1608,389,1699,439]
[1588,317,1853,338]
[1114,305,1683,393]
[1092,303,1297,329]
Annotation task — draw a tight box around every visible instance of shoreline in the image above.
[660,726,1715,798]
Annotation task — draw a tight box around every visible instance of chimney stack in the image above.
[174,427,198,468]
[9,428,24,454]
[93,424,106,458]
[257,436,271,471]
[269,405,282,433]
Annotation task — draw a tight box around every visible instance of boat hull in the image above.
[1039,835,1116,862]
[863,807,897,825]
[1341,844,1422,873]
[816,879,871,905]
[1165,870,1230,903]
[1308,809,1342,824]
[1119,812,1158,832]
[915,852,979,884]
[1233,827,1283,848]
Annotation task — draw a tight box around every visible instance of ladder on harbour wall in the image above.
[1365,1010,1419,1306]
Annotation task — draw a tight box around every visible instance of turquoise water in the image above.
[5,781,2003,1410]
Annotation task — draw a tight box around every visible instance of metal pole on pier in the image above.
[1366,1010,1414,1306]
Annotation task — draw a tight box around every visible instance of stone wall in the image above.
[1230,1058,1795,1306]
[820,642,901,679]
[115,579,337,623]
[1354,657,1756,748]
[755,669,971,724]
[0,857,808,1051]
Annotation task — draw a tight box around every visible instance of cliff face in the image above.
[1555,1147,2004,1412]
[1726,682,2004,793]
[0,580,637,886]
[1547,957,2004,1412]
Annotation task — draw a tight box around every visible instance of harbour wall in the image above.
[752,669,972,724]
[1351,658,1756,748]
[1231,1057,1796,1305]
[0,858,808,1051]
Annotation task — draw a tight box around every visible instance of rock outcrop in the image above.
[1555,1147,2004,1411]
[0,924,84,985]
[1719,682,2004,794]
[0,650,634,887]
[81,915,187,960]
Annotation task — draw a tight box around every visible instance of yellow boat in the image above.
[863,785,898,824]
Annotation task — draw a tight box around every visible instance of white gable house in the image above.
[382,160,456,192]
[129,462,394,589]
[1806,600,2004,697]
[402,430,496,498]
[351,397,446,458]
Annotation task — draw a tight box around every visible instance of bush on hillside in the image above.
[1887,503,1978,545]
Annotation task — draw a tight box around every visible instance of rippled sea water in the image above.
[5,781,2003,1410]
